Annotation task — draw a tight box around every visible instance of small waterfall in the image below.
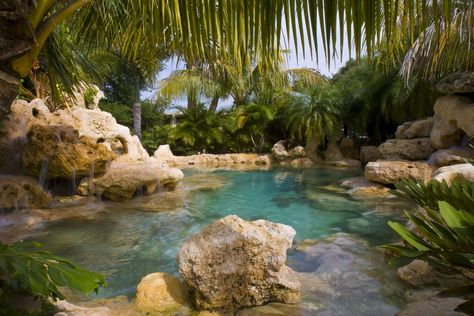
[39,160,49,189]
[88,163,95,197]
[70,169,77,196]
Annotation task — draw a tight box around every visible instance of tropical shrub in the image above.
[383,179,474,313]
[168,105,223,154]
[0,241,106,315]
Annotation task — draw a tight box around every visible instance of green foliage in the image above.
[169,105,223,154]
[0,241,106,314]
[383,179,474,271]
[99,101,133,127]
[383,178,474,314]
[280,85,340,147]
[142,124,172,154]
[83,87,96,106]
[331,59,437,143]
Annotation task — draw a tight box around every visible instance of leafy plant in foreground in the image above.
[0,241,106,314]
[383,179,474,313]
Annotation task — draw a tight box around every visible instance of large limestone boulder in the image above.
[431,95,474,149]
[272,141,289,160]
[360,145,380,164]
[134,272,190,314]
[433,163,474,184]
[431,148,473,167]
[395,118,434,139]
[436,72,474,95]
[10,98,150,162]
[78,160,184,201]
[365,161,435,185]
[21,124,115,179]
[0,176,52,210]
[177,215,300,311]
[378,138,435,161]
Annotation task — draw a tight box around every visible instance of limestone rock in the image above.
[395,118,434,139]
[165,153,271,170]
[288,146,306,158]
[340,177,392,198]
[272,141,289,160]
[360,146,380,164]
[0,176,52,210]
[433,163,474,184]
[154,144,175,160]
[78,159,184,201]
[379,138,435,161]
[435,72,474,95]
[134,272,190,313]
[21,124,115,179]
[290,157,313,167]
[55,300,110,316]
[431,95,474,149]
[397,296,467,316]
[326,158,361,168]
[431,148,473,167]
[365,160,435,185]
[177,215,300,311]
[396,260,438,287]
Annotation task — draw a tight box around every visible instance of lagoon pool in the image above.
[28,166,412,315]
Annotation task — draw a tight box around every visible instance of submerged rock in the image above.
[290,157,314,167]
[365,160,435,185]
[340,177,392,198]
[396,260,439,287]
[431,95,474,149]
[177,215,300,311]
[134,272,190,314]
[21,124,115,179]
[379,138,435,161]
[0,176,52,210]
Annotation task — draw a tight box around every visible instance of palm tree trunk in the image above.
[209,96,219,112]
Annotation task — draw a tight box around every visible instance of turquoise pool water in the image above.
[28,166,412,315]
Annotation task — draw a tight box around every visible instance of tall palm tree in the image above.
[0,0,469,122]
[282,85,340,154]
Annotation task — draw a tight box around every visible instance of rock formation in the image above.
[365,161,435,185]
[395,117,434,139]
[177,215,300,311]
[378,138,435,161]
[431,95,474,149]
[21,124,115,179]
[1,95,183,201]
[432,163,474,184]
[0,176,52,210]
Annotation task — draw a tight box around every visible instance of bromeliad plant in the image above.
[0,241,106,314]
[383,178,474,313]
